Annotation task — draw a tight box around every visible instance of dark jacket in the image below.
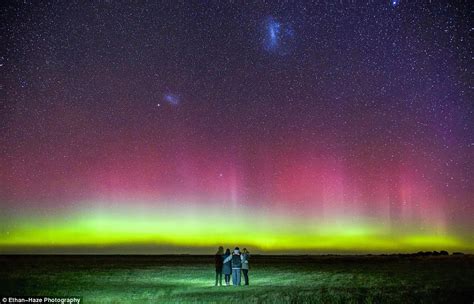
[215,254,223,271]
[231,253,242,269]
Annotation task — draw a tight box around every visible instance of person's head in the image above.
[225,248,231,255]
[234,247,240,254]
[217,246,224,254]
[243,248,249,254]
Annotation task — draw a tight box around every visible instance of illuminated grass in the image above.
[1,255,473,303]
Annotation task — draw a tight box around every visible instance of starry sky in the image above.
[1,1,472,254]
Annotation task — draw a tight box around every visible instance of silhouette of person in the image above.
[214,246,224,286]
[241,248,250,285]
[226,247,242,286]
[222,248,232,285]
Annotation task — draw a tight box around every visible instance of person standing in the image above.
[214,246,224,286]
[222,248,232,286]
[241,248,250,285]
[230,247,242,286]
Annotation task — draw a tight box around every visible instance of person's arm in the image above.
[223,255,232,263]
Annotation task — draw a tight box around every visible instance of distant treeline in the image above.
[376,251,465,257]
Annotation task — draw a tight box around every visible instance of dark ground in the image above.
[1,254,473,303]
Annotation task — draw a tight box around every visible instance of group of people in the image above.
[214,246,250,286]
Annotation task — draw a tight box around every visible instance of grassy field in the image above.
[0,255,473,303]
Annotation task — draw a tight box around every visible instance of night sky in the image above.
[1,1,472,253]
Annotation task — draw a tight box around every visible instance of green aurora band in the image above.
[1,201,472,253]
